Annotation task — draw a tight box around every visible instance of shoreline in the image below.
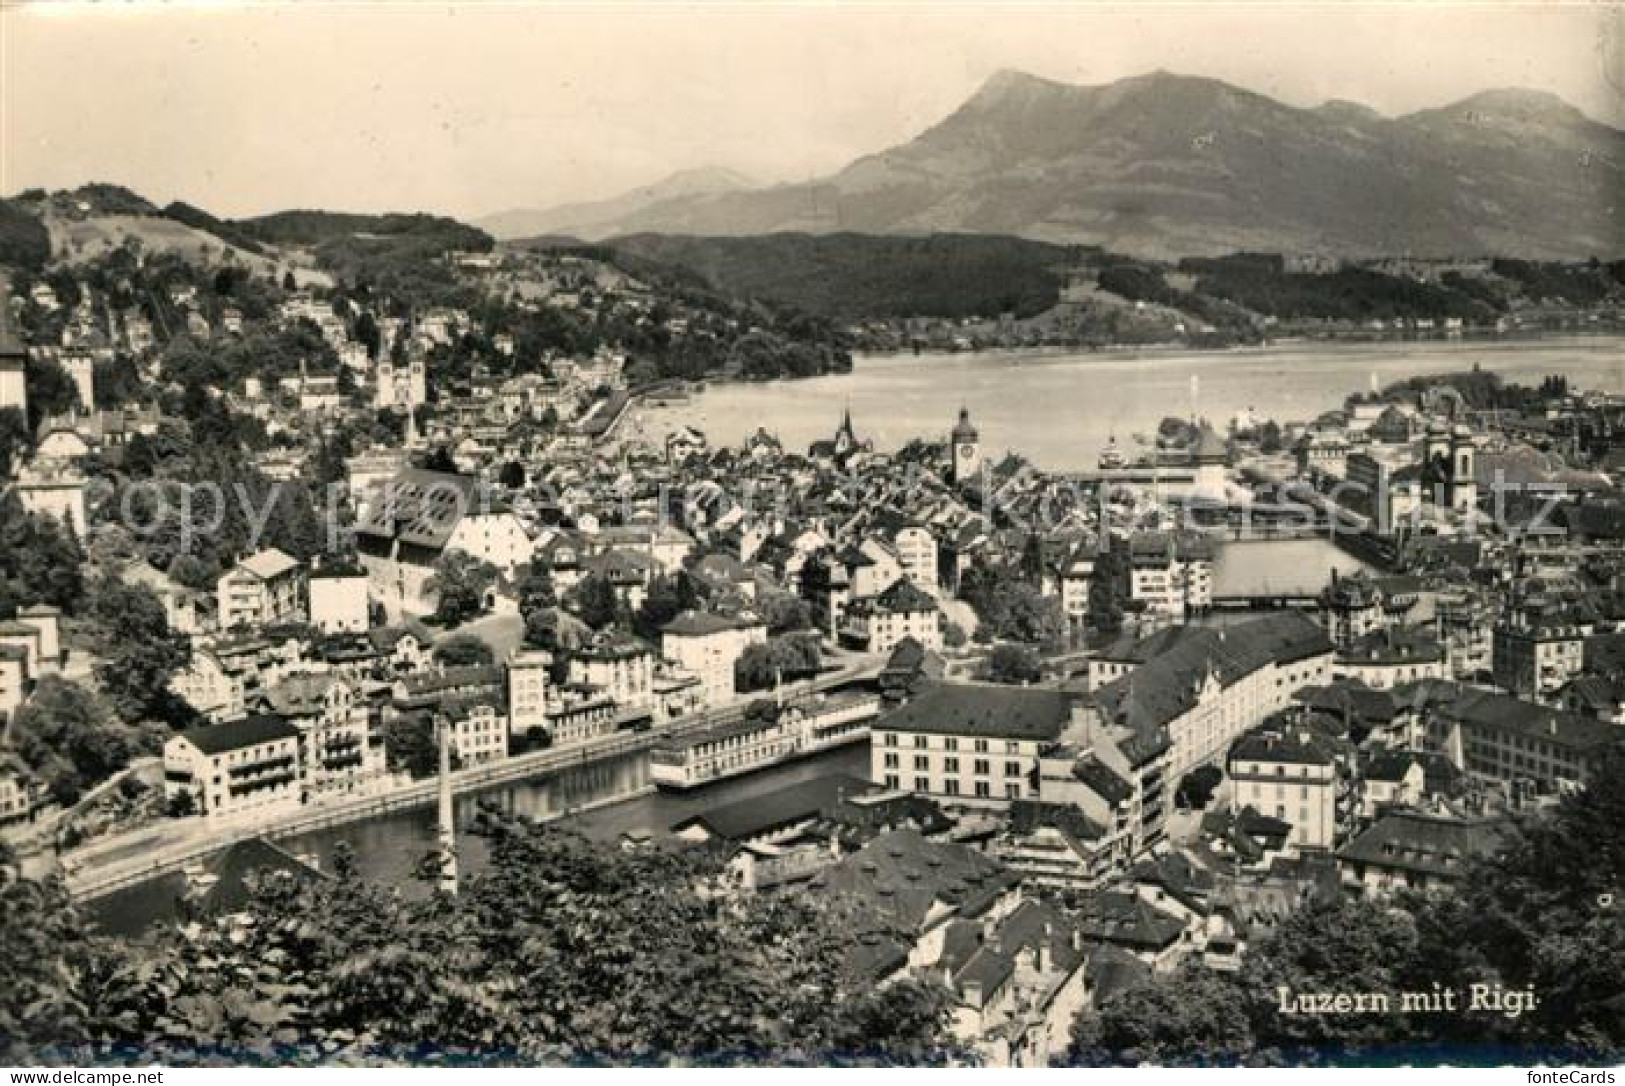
[671,330,1625,393]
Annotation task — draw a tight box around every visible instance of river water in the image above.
[88,743,871,938]
[629,336,1625,473]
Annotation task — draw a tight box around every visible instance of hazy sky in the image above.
[3,2,1621,221]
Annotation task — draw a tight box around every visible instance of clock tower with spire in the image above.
[951,406,981,485]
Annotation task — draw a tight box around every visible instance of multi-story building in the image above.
[661,611,767,708]
[163,715,304,820]
[218,549,307,631]
[506,648,552,739]
[1055,546,1095,632]
[1319,571,1386,649]
[1405,680,1616,790]
[849,578,942,655]
[1228,725,1347,851]
[872,683,1077,805]
[355,469,534,616]
[0,644,29,725]
[259,673,386,800]
[446,699,509,765]
[1337,811,1505,897]
[1493,616,1586,701]
[308,564,371,635]
[1342,451,1421,532]
[1114,532,1214,619]
[0,754,52,839]
[888,523,938,588]
[1084,612,1335,780]
[569,634,656,710]
[1333,628,1448,690]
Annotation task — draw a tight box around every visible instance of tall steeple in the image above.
[834,403,856,456]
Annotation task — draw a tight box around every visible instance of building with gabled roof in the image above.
[845,576,943,655]
[355,468,532,616]
[218,548,306,631]
[809,827,1022,981]
[163,714,303,820]
[1084,612,1335,779]
[660,609,766,708]
[1337,809,1507,896]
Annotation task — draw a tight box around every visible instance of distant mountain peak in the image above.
[1425,86,1595,127]
[640,166,757,197]
[1315,98,1386,122]
[487,69,1624,258]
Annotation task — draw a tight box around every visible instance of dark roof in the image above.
[1336,627,1446,666]
[1398,679,1619,754]
[354,469,503,550]
[192,837,326,914]
[1294,681,1400,725]
[1077,891,1185,951]
[1338,811,1506,879]
[1085,944,1154,1003]
[1091,612,1333,735]
[1230,727,1339,767]
[1006,799,1106,844]
[661,609,761,637]
[671,773,878,842]
[810,828,1019,948]
[952,407,978,442]
[873,577,939,615]
[876,681,1075,742]
[180,714,300,755]
[1070,758,1133,806]
[1363,749,1423,783]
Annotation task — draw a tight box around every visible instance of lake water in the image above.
[632,336,1625,472]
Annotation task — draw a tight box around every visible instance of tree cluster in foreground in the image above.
[1,814,962,1067]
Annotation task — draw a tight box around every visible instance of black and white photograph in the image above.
[1,0,1623,1071]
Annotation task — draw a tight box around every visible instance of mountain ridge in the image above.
[497,70,1624,259]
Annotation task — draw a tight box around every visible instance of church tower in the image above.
[834,406,857,459]
[1450,427,1477,514]
[952,406,981,485]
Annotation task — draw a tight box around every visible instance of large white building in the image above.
[506,648,553,740]
[259,673,386,800]
[1114,532,1214,619]
[163,715,304,820]
[872,683,1073,804]
[661,611,767,708]
[1228,725,1346,851]
[850,578,942,655]
[309,565,372,635]
[1085,612,1335,780]
[568,634,656,710]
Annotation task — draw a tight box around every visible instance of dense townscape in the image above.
[3,72,1625,1066]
